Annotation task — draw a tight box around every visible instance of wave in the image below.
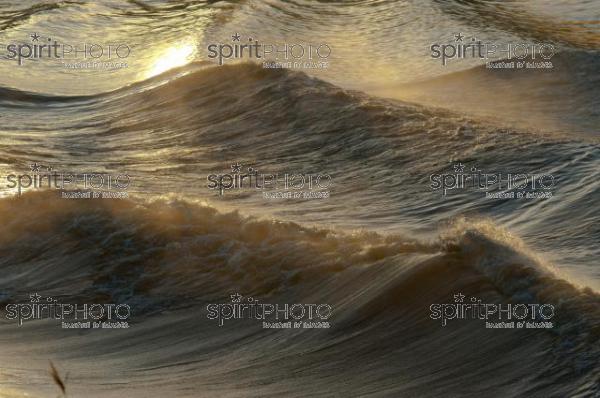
[3,49,599,135]
[0,191,597,397]
[1,191,597,334]
[0,62,597,270]
[2,191,597,314]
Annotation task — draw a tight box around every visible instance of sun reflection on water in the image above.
[147,43,196,78]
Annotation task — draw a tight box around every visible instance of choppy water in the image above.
[0,1,598,397]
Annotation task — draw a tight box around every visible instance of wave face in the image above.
[0,191,598,398]
[0,0,598,397]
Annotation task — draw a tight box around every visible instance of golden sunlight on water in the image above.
[146,43,196,78]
